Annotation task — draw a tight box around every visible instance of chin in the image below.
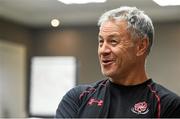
[102,70,114,77]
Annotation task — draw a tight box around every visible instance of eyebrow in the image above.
[98,35,103,40]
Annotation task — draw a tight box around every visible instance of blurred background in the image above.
[0,0,180,117]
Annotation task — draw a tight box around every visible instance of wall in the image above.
[147,22,180,94]
[0,18,32,117]
[32,26,104,84]
[0,40,26,117]
[0,18,33,47]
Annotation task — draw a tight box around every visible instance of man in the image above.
[56,6,180,118]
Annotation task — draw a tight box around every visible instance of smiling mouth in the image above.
[101,59,114,66]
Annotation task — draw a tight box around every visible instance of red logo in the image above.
[88,98,103,107]
[131,101,149,114]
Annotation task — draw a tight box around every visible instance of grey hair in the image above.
[98,6,154,54]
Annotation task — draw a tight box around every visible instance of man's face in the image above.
[98,20,138,79]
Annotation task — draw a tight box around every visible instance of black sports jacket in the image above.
[56,79,180,118]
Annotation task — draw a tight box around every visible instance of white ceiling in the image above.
[0,0,180,27]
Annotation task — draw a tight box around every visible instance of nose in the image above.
[98,42,111,56]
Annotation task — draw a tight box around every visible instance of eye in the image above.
[98,39,104,47]
[110,39,118,46]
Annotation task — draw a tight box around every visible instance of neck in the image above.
[110,62,148,86]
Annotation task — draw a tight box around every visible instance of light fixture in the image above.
[51,19,60,27]
[152,0,180,6]
[57,0,106,4]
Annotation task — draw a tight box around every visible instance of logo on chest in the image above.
[88,98,103,107]
[131,101,149,114]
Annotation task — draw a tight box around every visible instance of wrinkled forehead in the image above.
[99,20,128,33]
[98,20,132,40]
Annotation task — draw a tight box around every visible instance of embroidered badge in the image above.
[131,101,149,114]
[88,98,103,107]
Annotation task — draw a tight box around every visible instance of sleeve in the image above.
[55,86,82,118]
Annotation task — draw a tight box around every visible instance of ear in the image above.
[136,38,149,56]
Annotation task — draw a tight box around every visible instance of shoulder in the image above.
[65,79,109,99]
[151,81,180,117]
[151,82,180,100]
[56,79,108,118]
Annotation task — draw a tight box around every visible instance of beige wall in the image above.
[147,22,180,95]
[0,18,32,46]
[0,19,32,117]
[0,40,26,117]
